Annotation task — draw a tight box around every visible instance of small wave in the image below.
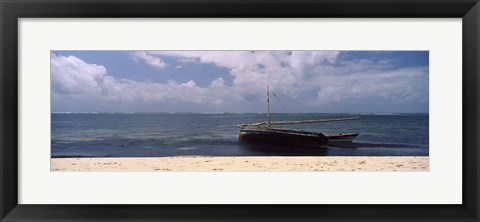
[178,147,196,151]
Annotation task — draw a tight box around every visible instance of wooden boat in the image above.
[238,85,359,148]
[239,126,329,148]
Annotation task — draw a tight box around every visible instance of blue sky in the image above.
[51,50,429,113]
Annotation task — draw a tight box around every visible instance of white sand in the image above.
[51,156,429,172]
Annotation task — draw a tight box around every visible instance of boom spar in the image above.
[239,117,360,127]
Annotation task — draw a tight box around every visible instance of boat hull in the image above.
[325,133,359,143]
[239,127,329,148]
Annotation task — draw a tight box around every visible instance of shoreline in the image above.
[51,156,429,172]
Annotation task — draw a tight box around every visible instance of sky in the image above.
[51,50,429,113]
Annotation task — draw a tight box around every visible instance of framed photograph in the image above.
[1,0,479,221]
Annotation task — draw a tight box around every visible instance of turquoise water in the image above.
[51,113,428,157]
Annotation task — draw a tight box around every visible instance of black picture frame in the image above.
[1,0,479,221]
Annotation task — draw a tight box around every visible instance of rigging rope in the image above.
[272,91,289,113]
[271,88,301,114]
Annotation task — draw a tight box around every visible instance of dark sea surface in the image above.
[51,113,429,157]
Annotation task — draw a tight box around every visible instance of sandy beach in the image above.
[51,156,429,172]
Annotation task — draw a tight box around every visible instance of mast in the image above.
[267,85,270,127]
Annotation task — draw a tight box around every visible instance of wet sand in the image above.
[51,156,429,172]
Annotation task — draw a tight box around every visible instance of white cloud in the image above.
[145,51,343,99]
[51,54,233,107]
[131,51,167,69]
[52,51,428,112]
[143,51,428,105]
[51,54,107,95]
[209,77,225,88]
[311,66,428,106]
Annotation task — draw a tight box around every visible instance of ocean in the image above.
[51,113,429,157]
